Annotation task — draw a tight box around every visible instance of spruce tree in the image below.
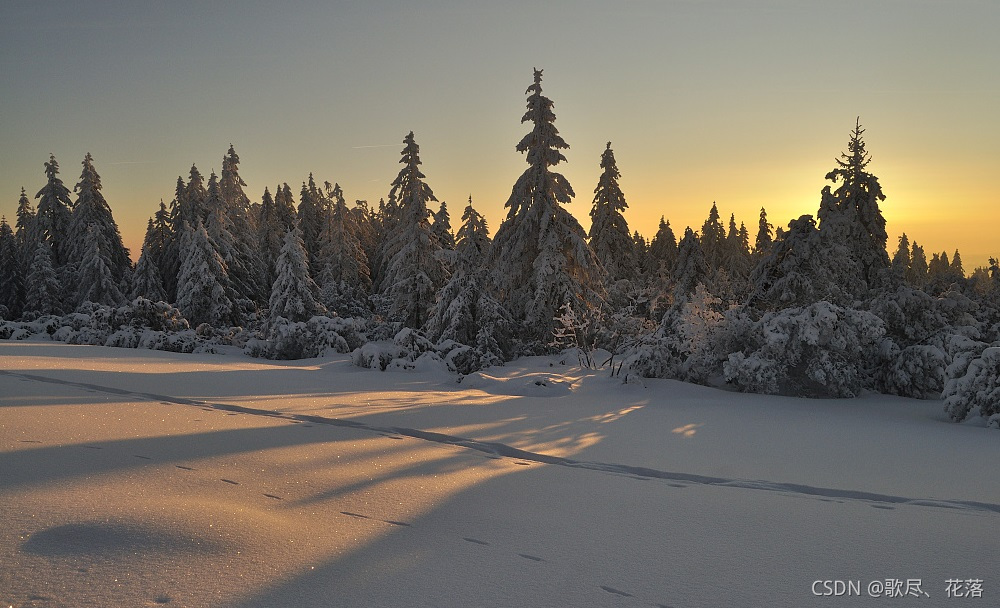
[754,207,773,257]
[269,228,325,323]
[150,200,174,291]
[0,218,22,317]
[632,231,649,278]
[671,227,710,305]
[15,187,37,268]
[699,202,726,269]
[296,174,326,275]
[817,119,889,288]
[75,225,125,307]
[906,241,928,288]
[175,220,237,327]
[647,216,677,277]
[588,142,637,284]
[951,249,964,279]
[34,154,74,267]
[220,145,265,302]
[178,165,208,227]
[891,233,911,281]
[205,171,254,304]
[24,242,63,316]
[257,187,282,290]
[427,198,510,364]
[67,153,131,290]
[380,131,448,328]
[130,220,168,302]
[490,69,604,350]
[431,200,456,251]
[315,182,371,316]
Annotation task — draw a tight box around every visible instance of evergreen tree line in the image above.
[2,70,999,418]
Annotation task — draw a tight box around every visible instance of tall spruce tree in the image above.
[205,171,254,305]
[671,227,710,305]
[817,119,890,289]
[75,225,125,307]
[754,207,773,257]
[431,200,456,252]
[890,233,910,281]
[490,69,604,350]
[67,154,131,292]
[906,241,928,288]
[175,220,237,327]
[588,142,637,284]
[648,216,677,278]
[15,187,37,269]
[34,154,74,267]
[0,218,21,317]
[699,202,726,270]
[297,174,326,275]
[380,132,448,328]
[24,242,63,316]
[130,220,168,302]
[220,145,265,302]
[315,182,371,316]
[427,198,510,365]
[269,228,325,323]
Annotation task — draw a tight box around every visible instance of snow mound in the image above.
[458,371,575,396]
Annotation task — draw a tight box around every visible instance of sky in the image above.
[2,0,998,269]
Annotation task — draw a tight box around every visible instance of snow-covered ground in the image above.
[1,341,996,607]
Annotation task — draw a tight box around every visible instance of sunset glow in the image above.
[2,1,997,267]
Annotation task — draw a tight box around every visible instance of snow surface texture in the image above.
[1,342,996,607]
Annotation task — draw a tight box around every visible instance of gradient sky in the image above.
[2,0,997,269]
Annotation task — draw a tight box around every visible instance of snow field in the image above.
[1,342,997,607]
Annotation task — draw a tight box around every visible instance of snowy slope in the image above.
[1,341,996,607]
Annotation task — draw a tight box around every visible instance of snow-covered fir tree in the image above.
[177,165,208,228]
[670,227,710,307]
[431,200,456,252]
[699,202,726,270]
[647,216,677,278]
[890,233,911,281]
[34,154,74,267]
[380,131,449,328]
[148,200,173,283]
[75,225,125,307]
[315,182,371,317]
[219,145,265,303]
[817,119,890,290]
[269,228,325,323]
[753,207,773,257]
[490,69,605,351]
[15,187,38,268]
[722,213,751,280]
[257,187,282,290]
[951,249,964,279]
[297,174,327,275]
[906,241,928,288]
[67,153,131,294]
[0,217,22,317]
[130,220,168,302]
[426,197,511,366]
[748,215,857,309]
[175,220,238,327]
[350,198,380,272]
[588,142,637,284]
[205,171,255,306]
[632,231,649,276]
[23,241,63,316]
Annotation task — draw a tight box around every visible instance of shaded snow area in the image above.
[1,342,997,607]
